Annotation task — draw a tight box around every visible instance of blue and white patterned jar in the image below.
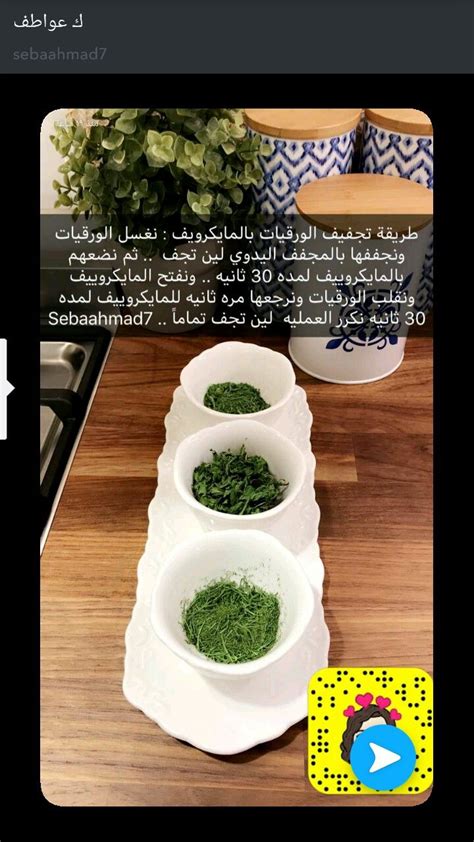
[288,174,433,384]
[244,109,361,214]
[362,109,433,311]
[244,110,361,322]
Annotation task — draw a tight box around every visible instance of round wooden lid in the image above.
[296,173,433,233]
[244,108,361,139]
[365,108,433,136]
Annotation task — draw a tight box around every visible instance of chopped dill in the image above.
[182,577,280,664]
[204,382,270,414]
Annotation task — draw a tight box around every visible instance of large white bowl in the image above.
[180,341,296,425]
[173,419,306,530]
[150,530,315,679]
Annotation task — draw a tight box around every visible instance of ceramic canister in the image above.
[362,109,434,311]
[244,109,361,323]
[244,109,362,214]
[288,174,433,384]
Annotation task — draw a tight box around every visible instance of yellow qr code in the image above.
[308,667,433,795]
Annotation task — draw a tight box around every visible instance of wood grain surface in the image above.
[40,331,433,807]
[295,173,433,233]
[364,108,433,136]
[243,108,361,139]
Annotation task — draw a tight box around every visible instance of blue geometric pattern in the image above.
[362,123,433,189]
[248,127,357,322]
[415,228,434,311]
[326,272,413,352]
[362,120,434,311]
[251,129,357,214]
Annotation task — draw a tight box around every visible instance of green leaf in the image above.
[102,129,124,150]
[68,157,83,174]
[55,193,73,207]
[90,180,104,197]
[187,190,199,207]
[73,125,86,143]
[230,187,243,204]
[160,132,177,148]
[89,125,104,144]
[146,132,176,167]
[147,130,162,146]
[124,138,143,162]
[115,179,132,198]
[229,122,246,139]
[84,162,99,180]
[112,147,126,165]
[58,136,72,152]
[115,116,136,134]
[77,198,92,212]
[135,178,148,197]
[105,156,128,172]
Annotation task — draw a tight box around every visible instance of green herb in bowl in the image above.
[182,577,280,664]
[192,445,288,515]
[203,382,270,414]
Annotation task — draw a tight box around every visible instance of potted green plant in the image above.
[51,108,267,332]
[52,108,266,228]
[51,108,265,329]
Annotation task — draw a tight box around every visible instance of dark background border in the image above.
[1,69,467,828]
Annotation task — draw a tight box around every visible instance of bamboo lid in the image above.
[244,109,362,139]
[296,173,433,233]
[365,108,433,136]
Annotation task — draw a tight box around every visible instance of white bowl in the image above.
[173,419,306,530]
[150,530,315,679]
[180,341,296,425]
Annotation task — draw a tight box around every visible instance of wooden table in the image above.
[41,331,432,806]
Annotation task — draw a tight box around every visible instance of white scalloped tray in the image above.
[123,386,330,754]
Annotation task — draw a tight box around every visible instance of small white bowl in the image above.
[180,341,296,425]
[150,529,315,679]
[173,419,306,530]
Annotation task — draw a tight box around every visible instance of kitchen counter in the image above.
[41,332,432,807]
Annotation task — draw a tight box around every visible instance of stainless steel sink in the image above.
[40,405,63,484]
[40,330,111,551]
[40,341,94,391]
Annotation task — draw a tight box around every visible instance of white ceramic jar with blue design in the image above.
[288,174,433,384]
[362,109,433,311]
[244,109,361,214]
